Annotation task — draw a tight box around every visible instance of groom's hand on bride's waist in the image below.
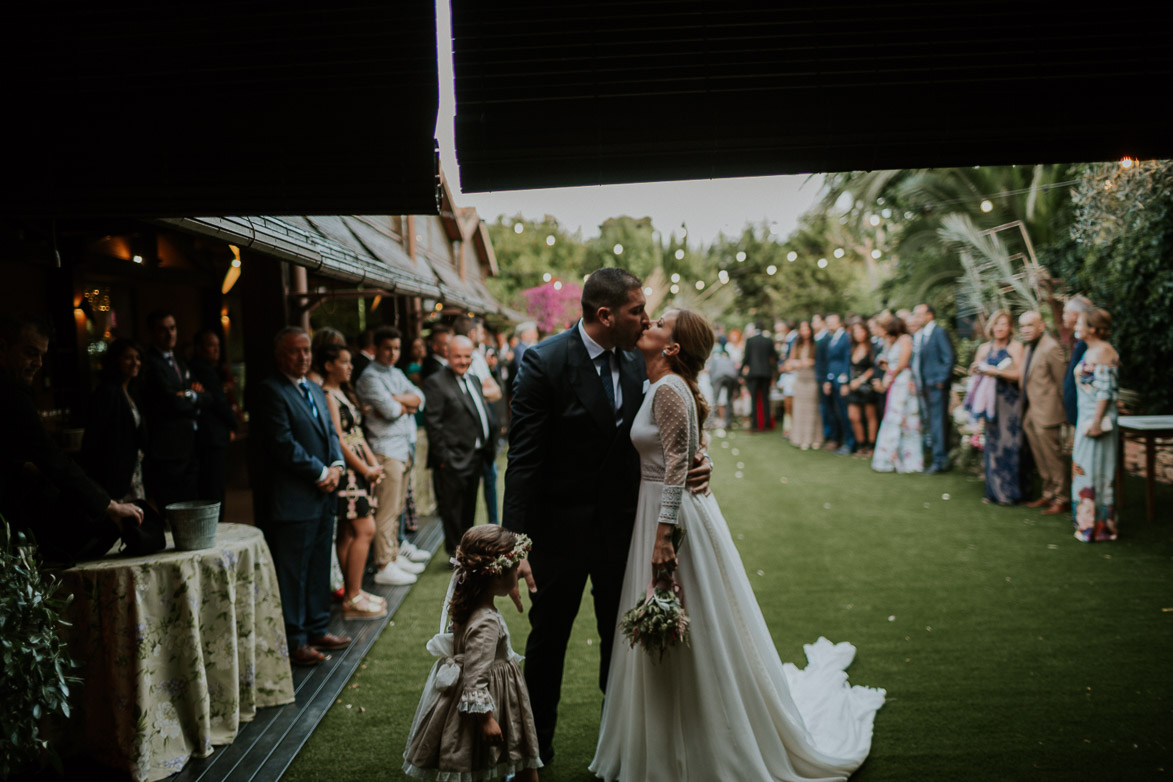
[686,449,712,495]
[509,559,538,612]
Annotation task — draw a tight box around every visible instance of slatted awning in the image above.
[451,1,1173,192]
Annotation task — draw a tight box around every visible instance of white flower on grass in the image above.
[941,493,951,500]
[823,503,832,510]
[736,462,745,469]
[888,616,896,622]
[731,448,740,455]
[734,471,744,479]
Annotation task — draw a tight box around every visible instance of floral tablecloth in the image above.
[57,523,295,781]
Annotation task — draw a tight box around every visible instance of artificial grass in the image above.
[285,431,1173,781]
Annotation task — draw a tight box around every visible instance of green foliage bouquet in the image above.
[1,519,79,777]
[619,527,690,662]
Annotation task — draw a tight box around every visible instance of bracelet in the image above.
[703,452,714,472]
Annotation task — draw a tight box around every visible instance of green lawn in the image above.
[285,431,1173,781]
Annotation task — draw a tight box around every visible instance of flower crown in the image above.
[482,533,532,575]
[452,533,533,580]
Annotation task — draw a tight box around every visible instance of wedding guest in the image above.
[252,326,350,666]
[1,317,143,563]
[845,320,878,457]
[785,320,822,451]
[872,317,923,473]
[812,314,832,446]
[190,329,238,517]
[142,310,203,510]
[307,327,346,385]
[1071,309,1119,542]
[822,314,853,453]
[913,303,956,473]
[355,326,428,585]
[316,343,390,619]
[776,320,797,435]
[424,335,493,555]
[351,327,376,382]
[707,344,739,429]
[404,336,427,387]
[740,322,778,432]
[1062,295,1094,426]
[1017,312,1070,515]
[420,325,452,381]
[970,310,1025,505]
[512,321,539,367]
[81,339,147,502]
[456,317,503,524]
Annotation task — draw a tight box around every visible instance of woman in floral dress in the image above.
[1071,308,1120,542]
[969,311,1025,505]
[872,316,923,473]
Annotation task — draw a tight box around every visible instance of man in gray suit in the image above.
[253,327,349,667]
[423,335,494,555]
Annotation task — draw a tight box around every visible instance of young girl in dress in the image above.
[403,526,542,782]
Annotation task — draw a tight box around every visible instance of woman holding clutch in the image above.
[970,310,1025,505]
[1070,308,1119,542]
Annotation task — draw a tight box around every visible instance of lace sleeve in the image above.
[651,381,693,525]
[457,612,500,714]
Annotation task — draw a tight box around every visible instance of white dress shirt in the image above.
[578,318,623,425]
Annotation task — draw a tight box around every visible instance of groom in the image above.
[504,268,710,763]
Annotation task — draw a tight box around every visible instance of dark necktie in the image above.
[298,380,320,420]
[598,350,616,412]
[166,353,183,383]
[461,375,491,442]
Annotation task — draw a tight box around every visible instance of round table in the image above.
[58,523,295,782]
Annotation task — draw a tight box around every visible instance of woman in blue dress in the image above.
[969,310,1025,505]
[1071,308,1120,542]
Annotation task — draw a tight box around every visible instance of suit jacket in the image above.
[741,333,778,378]
[1063,339,1087,425]
[190,359,237,451]
[916,322,955,388]
[142,347,203,460]
[824,329,851,382]
[251,375,344,522]
[814,332,829,383]
[423,367,493,475]
[1023,333,1068,428]
[420,354,446,382]
[503,326,645,557]
[80,382,146,500]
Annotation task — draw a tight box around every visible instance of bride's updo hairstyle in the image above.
[449,525,520,625]
[667,310,716,429]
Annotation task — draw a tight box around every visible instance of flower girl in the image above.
[403,526,542,782]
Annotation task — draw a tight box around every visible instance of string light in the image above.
[674,249,685,260]
[817,258,828,268]
[736,251,747,262]
[546,235,556,246]
[542,272,552,282]
[553,281,563,290]
[718,270,729,284]
[613,244,623,255]
[833,248,845,258]
[868,215,881,226]
[643,287,653,295]
[670,284,680,294]
[871,249,882,259]
[671,273,680,283]
[786,251,798,262]
[980,200,994,213]
[513,223,524,234]
[766,265,777,276]
[695,281,705,290]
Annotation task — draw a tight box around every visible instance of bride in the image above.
[589,310,885,782]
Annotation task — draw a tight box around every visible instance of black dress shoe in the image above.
[539,744,555,764]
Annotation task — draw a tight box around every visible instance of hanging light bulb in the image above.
[674,249,685,260]
[871,249,882,259]
[553,281,563,290]
[546,235,556,246]
[670,284,680,294]
[718,270,730,284]
[980,200,994,213]
[542,272,552,282]
[695,281,705,290]
[833,248,845,258]
[766,265,777,276]
[671,273,681,283]
[514,222,524,234]
[736,251,747,262]
[817,258,829,269]
[786,251,798,262]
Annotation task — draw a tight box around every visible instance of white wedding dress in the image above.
[590,374,885,782]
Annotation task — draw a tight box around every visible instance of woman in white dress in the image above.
[590,310,885,782]
[871,316,923,474]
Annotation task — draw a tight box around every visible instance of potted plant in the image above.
[0,518,79,777]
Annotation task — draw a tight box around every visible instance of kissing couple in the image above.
[503,268,885,781]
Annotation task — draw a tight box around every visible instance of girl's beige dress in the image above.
[403,606,542,781]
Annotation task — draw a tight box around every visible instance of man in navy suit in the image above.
[913,303,956,473]
[253,326,349,667]
[504,268,711,762]
[812,313,833,446]
[822,313,854,453]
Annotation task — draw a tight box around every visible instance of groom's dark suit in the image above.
[504,324,645,756]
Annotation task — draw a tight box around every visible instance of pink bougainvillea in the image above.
[522,281,582,333]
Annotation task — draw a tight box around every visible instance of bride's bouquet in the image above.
[620,528,690,662]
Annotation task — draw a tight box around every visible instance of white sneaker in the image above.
[393,557,426,575]
[401,542,431,563]
[373,562,417,586]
